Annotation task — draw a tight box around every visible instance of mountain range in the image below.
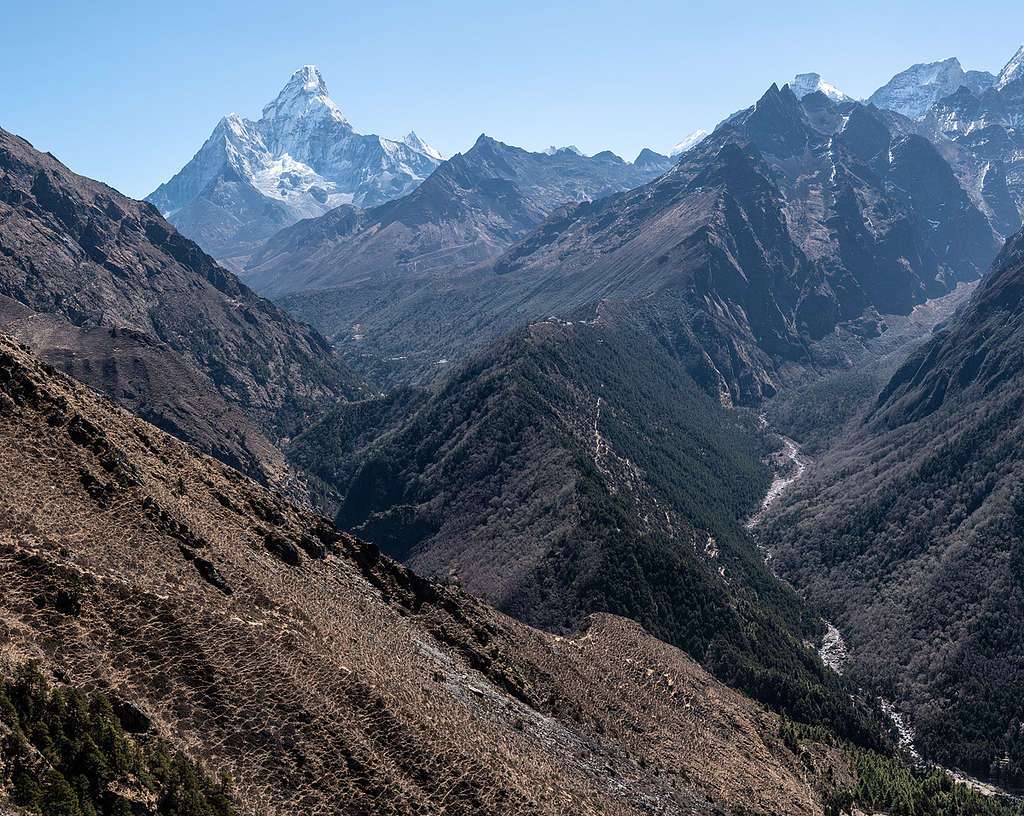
[0,140,962,815]
[855,47,1024,239]
[675,50,1024,241]
[268,82,1000,398]
[242,134,674,297]
[908,47,1024,237]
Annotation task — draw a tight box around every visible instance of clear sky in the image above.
[2,0,1022,199]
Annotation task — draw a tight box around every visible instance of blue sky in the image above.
[2,0,1022,199]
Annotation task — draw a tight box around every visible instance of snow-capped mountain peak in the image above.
[295,64,326,92]
[997,44,1024,90]
[402,131,444,161]
[260,64,349,128]
[866,57,997,119]
[788,73,850,102]
[146,66,444,262]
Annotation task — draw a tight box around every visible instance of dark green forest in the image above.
[781,721,1024,816]
[0,663,234,816]
[764,237,1024,783]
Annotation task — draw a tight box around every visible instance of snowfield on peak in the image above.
[868,56,996,119]
[544,145,584,155]
[997,44,1024,90]
[670,129,709,156]
[402,131,444,160]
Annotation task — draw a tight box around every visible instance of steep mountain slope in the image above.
[286,305,894,748]
[146,66,442,266]
[874,46,1024,234]
[0,125,365,455]
[0,295,288,488]
[762,225,1024,783]
[497,84,996,321]
[242,135,675,297]
[0,332,879,816]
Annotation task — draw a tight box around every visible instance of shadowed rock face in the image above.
[0,333,852,816]
[882,46,1024,236]
[873,226,1024,426]
[470,87,997,402]
[0,125,366,453]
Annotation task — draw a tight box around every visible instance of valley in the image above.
[745,423,808,530]
[752,414,1023,803]
[4,20,1024,816]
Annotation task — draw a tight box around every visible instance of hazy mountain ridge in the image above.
[0,293,288,487]
[270,83,998,401]
[242,134,675,297]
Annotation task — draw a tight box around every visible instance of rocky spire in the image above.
[260,65,349,128]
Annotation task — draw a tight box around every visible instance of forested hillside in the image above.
[0,330,926,816]
[289,306,889,747]
[0,127,365,447]
[763,227,1024,782]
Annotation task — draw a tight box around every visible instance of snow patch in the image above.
[670,129,709,156]
[997,44,1024,90]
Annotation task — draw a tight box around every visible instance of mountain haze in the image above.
[243,134,675,297]
[277,83,999,400]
